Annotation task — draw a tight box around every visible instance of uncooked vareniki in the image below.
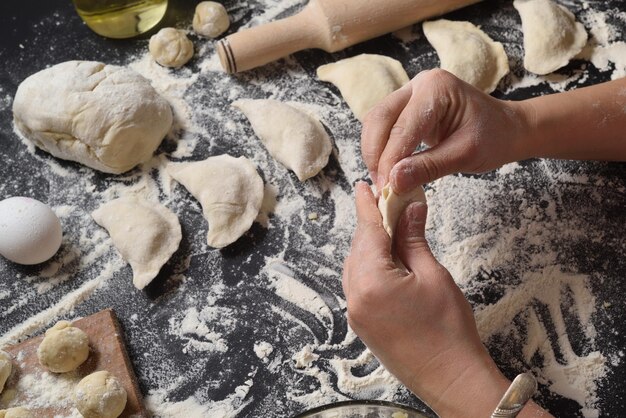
[317,54,409,121]
[167,155,264,249]
[0,408,34,418]
[0,350,10,394]
[423,19,509,93]
[513,0,587,75]
[92,197,182,289]
[13,61,172,174]
[232,99,332,181]
[378,183,426,238]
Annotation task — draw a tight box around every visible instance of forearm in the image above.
[515,79,626,161]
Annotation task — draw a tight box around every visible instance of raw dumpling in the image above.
[513,0,587,75]
[317,54,409,121]
[423,19,509,93]
[232,99,332,181]
[167,155,264,249]
[378,183,426,238]
[0,407,34,418]
[92,197,182,289]
[0,350,11,394]
[13,61,173,174]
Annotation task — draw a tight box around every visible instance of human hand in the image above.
[342,182,549,417]
[361,69,530,193]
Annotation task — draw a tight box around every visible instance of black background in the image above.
[0,1,625,417]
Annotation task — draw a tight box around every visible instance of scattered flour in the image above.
[1,1,625,417]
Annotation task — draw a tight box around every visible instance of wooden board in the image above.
[1,309,147,417]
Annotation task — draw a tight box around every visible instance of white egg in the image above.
[0,197,63,265]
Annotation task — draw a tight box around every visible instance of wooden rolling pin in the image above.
[217,0,481,73]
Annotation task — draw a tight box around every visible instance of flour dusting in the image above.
[1,1,625,417]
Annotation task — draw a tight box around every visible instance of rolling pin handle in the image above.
[217,38,237,74]
[216,6,325,74]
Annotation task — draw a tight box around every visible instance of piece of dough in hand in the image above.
[92,197,182,290]
[233,99,332,181]
[514,0,587,75]
[0,350,11,394]
[378,183,426,238]
[12,61,173,174]
[74,371,127,418]
[37,320,89,373]
[317,54,409,121]
[423,19,509,93]
[149,28,194,68]
[168,155,264,249]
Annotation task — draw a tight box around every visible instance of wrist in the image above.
[407,346,511,418]
[507,99,542,162]
[406,346,552,418]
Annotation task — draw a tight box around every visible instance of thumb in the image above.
[390,137,469,193]
[394,202,440,274]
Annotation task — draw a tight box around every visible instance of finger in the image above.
[352,182,391,261]
[394,201,440,274]
[342,255,352,299]
[376,72,452,191]
[361,85,412,184]
[389,133,471,193]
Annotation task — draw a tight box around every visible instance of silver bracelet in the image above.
[490,373,537,418]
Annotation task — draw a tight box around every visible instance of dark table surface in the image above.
[0,1,625,417]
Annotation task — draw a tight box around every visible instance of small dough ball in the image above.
[149,28,194,68]
[0,350,11,393]
[0,407,34,418]
[75,371,127,418]
[37,321,89,373]
[193,1,230,38]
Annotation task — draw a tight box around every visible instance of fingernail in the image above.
[404,202,427,235]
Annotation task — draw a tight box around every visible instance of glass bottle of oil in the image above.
[73,0,168,39]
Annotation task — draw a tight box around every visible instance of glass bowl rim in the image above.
[294,399,430,417]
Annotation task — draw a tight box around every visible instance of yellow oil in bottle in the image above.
[73,0,168,39]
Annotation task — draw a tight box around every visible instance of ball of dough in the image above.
[12,61,173,174]
[0,407,34,418]
[37,320,89,373]
[149,28,194,68]
[193,1,230,38]
[0,350,11,393]
[75,371,127,418]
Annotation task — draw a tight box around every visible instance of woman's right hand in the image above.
[361,69,531,192]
